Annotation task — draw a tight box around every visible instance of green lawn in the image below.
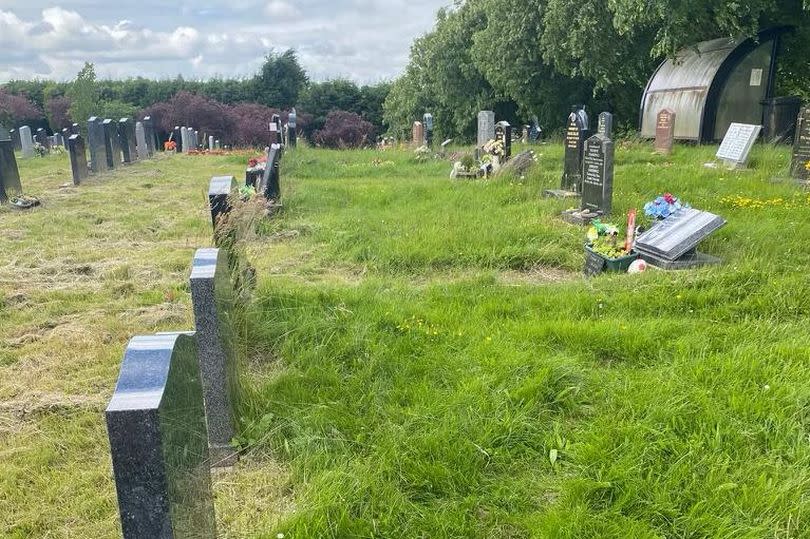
[1,142,809,538]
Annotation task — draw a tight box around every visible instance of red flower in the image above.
[663,193,675,204]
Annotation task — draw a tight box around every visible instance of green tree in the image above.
[253,50,308,109]
[68,63,100,126]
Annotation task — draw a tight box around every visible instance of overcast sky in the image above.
[0,1,449,83]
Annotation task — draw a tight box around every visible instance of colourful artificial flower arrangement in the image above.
[644,193,689,219]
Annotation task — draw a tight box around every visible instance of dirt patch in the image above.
[0,391,105,424]
[498,265,577,285]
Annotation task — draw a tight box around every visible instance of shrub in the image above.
[0,90,43,127]
[313,110,375,149]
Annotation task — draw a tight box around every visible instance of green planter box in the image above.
[584,244,639,276]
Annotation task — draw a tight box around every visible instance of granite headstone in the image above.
[87,117,108,174]
[10,128,22,152]
[791,107,810,182]
[635,208,726,261]
[105,333,217,539]
[135,122,148,160]
[597,112,613,139]
[477,111,495,148]
[560,111,586,193]
[412,122,424,148]
[102,119,121,169]
[581,134,614,214]
[716,123,761,169]
[259,146,281,202]
[67,134,89,185]
[654,109,675,155]
[119,118,138,164]
[208,175,236,229]
[19,126,34,158]
[495,121,512,160]
[0,139,23,202]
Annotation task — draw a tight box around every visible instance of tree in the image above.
[253,50,308,109]
[45,95,72,129]
[313,110,375,148]
[68,63,100,126]
[0,90,43,128]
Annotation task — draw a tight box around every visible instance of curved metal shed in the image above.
[640,27,790,142]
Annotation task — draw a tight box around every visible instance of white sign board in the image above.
[716,123,761,168]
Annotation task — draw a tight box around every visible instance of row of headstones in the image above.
[171,125,212,153]
[107,245,241,538]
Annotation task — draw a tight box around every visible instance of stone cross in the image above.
[67,134,89,185]
[135,122,148,160]
[208,175,236,229]
[597,112,614,139]
[561,111,587,193]
[790,107,810,182]
[102,119,121,169]
[477,111,495,148]
[19,126,33,158]
[654,109,676,155]
[581,134,614,215]
[0,139,23,202]
[87,117,109,174]
[105,333,217,539]
[118,118,138,164]
[190,248,240,467]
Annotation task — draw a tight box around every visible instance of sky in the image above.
[0,0,449,84]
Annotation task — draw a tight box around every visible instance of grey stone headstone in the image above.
[214,140,220,150]
[10,128,22,152]
[190,248,240,467]
[209,136,214,151]
[259,146,281,201]
[67,134,89,186]
[0,139,23,202]
[181,127,190,154]
[135,122,148,160]
[581,134,614,214]
[105,333,217,539]
[102,119,121,169]
[19,126,34,158]
[142,116,156,156]
[87,117,108,174]
[561,112,586,193]
[477,111,495,148]
[716,123,761,169]
[597,112,613,139]
[791,108,810,182]
[118,118,137,164]
[635,208,726,261]
[208,175,236,229]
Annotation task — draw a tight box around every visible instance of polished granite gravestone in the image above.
[208,175,236,229]
[287,109,297,147]
[119,118,138,164]
[19,126,34,158]
[106,333,217,539]
[478,111,495,148]
[67,134,89,186]
[35,128,50,154]
[102,119,121,169]
[597,112,614,139]
[0,139,23,202]
[190,248,240,466]
[271,114,282,145]
[545,111,586,198]
[87,117,108,174]
[135,122,148,160]
[563,134,614,224]
[142,116,156,155]
[716,123,761,169]
[70,123,80,135]
[655,109,675,155]
[173,126,183,153]
[495,121,512,160]
[61,128,70,146]
[634,208,726,269]
[790,107,810,183]
[9,128,21,151]
[259,146,281,203]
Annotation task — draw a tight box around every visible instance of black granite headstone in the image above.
[0,139,23,202]
[106,333,217,539]
[790,107,810,182]
[61,128,71,146]
[0,127,9,142]
[103,119,122,169]
[190,248,240,466]
[287,109,297,148]
[259,146,281,202]
[581,134,614,214]
[208,175,236,229]
[561,111,586,193]
[143,116,156,155]
[87,117,108,174]
[173,126,183,153]
[35,128,50,154]
[10,128,22,152]
[70,123,80,135]
[118,118,138,164]
[495,121,512,160]
[67,134,89,186]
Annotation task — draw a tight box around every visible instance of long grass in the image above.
[1,141,809,537]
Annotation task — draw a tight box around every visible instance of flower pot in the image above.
[584,244,639,275]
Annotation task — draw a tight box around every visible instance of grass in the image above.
[2,141,810,537]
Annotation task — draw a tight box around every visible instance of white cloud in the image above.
[0,1,450,83]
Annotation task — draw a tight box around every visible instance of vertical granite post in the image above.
[190,248,240,467]
[135,122,148,160]
[19,126,34,158]
[208,175,236,229]
[103,119,121,169]
[0,139,23,202]
[67,134,89,186]
[105,333,217,539]
[87,117,108,174]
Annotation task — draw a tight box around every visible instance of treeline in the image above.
[0,50,391,142]
[382,0,810,141]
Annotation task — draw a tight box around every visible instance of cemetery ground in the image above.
[2,141,810,538]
